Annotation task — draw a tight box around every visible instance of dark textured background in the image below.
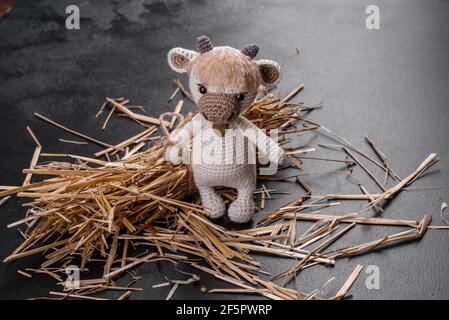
[0,0,448,300]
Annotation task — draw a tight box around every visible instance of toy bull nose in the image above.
[199,93,240,125]
[165,35,284,223]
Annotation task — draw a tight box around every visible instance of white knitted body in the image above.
[166,113,283,223]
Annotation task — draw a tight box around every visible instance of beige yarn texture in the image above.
[165,113,284,223]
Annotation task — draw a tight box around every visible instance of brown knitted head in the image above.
[167,36,282,124]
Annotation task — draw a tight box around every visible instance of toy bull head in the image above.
[165,36,284,223]
[168,36,281,125]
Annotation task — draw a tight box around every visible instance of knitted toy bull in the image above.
[165,36,284,223]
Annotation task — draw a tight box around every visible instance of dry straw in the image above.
[0,82,443,300]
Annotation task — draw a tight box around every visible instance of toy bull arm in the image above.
[237,116,284,164]
[165,114,201,164]
[170,122,193,145]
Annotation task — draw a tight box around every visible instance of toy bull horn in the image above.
[241,44,259,59]
[197,36,213,53]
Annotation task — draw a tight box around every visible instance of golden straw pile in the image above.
[0,82,443,300]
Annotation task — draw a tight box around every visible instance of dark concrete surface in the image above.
[0,0,448,300]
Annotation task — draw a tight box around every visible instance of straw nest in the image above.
[0,82,442,300]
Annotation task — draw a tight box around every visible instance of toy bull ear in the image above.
[257,59,282,86]
[167,47,198,73]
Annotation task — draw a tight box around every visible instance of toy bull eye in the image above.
[235,93,245,101]
[198,85,207,94]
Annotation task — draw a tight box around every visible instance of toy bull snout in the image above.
[199,93,240,124]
